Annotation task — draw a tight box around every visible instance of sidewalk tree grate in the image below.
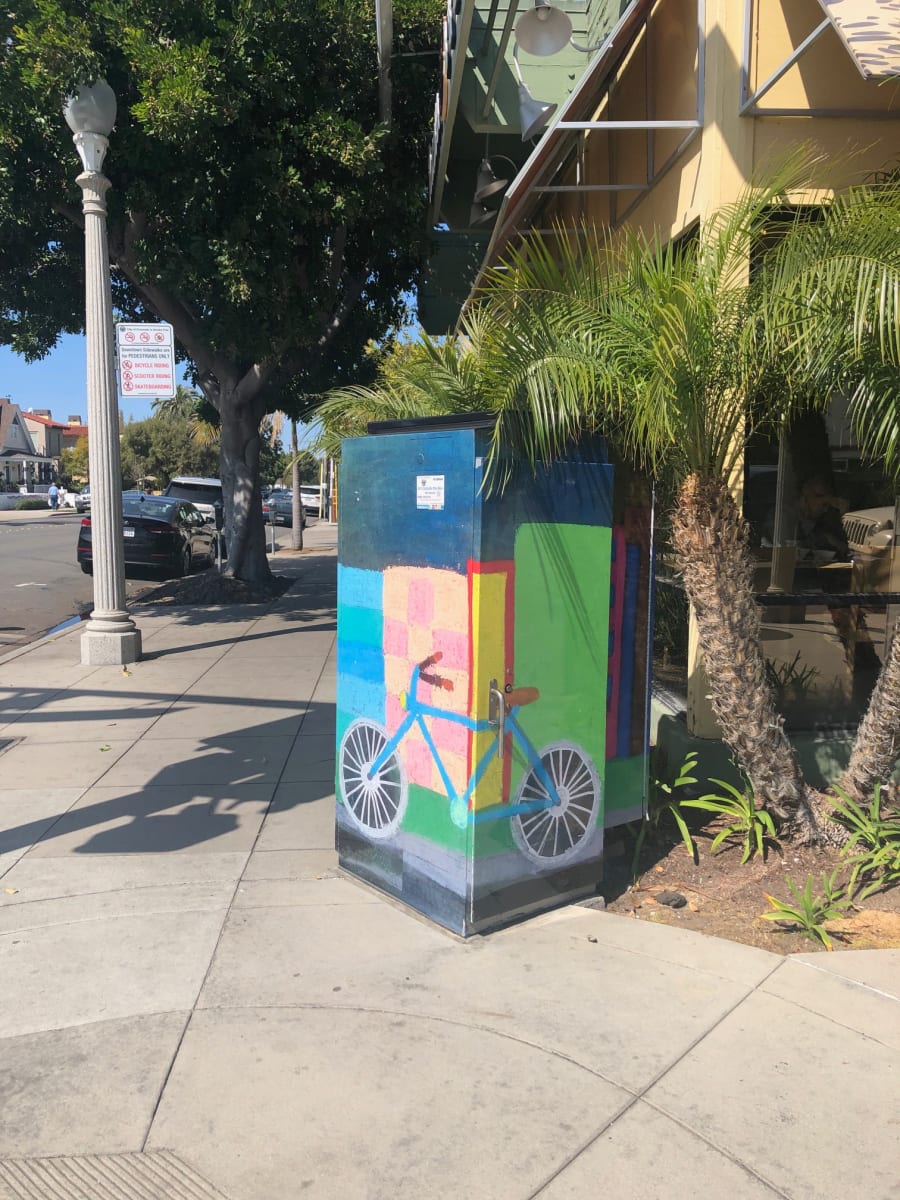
[0,1151,231,1200]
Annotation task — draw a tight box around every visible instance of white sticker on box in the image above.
[416,474,445,511]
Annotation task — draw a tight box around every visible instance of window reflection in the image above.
[746,402,898,731]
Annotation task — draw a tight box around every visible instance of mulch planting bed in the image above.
[601,819,900,954]
[137,568,292,607]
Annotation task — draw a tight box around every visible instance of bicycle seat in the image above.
[505,686,540,708]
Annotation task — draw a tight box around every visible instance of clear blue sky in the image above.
[0,334,190,425]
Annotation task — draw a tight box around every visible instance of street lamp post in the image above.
[64,79,141,665]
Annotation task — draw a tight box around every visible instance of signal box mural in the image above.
[336,418,652,936]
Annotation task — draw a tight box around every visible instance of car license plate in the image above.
[123,528,135,538]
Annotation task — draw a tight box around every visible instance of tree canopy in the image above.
[0,0,441,578]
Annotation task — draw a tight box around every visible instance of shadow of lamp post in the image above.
[63,79,141,666]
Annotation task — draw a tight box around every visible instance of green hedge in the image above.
[15,499,48,510]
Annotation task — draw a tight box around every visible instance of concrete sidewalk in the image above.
[0,523,897,1200]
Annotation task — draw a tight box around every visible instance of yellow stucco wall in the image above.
[524,0,900,738]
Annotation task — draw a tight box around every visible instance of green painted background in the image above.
[510,522,610,814]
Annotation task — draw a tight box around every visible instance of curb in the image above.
[0,615,85,668]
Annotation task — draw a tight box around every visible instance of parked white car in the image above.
[162,477,222,523]
[299,485,323,517]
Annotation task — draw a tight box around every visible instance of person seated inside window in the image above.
[795,476,850,562]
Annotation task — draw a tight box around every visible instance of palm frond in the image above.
[759,177,900,482]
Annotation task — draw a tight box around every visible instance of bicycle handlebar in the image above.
[420,671,454,692]
[415,652,454,692]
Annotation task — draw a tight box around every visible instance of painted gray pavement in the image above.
[0,521,897,1200]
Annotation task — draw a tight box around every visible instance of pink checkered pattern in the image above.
[383,565,470,794]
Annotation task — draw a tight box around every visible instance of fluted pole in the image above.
[72,144,141,664]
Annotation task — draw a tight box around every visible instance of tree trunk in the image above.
[671,473,825,842]
[218,390,271,584]
[291,419,304,551]
[838,615,900,802]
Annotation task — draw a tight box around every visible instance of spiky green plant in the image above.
[830,784,900,900]
[759,870,854,950]
[682,777,777,864]
[631,750,700,878]
[321,164,900,843]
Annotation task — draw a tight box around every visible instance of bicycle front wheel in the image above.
[511,741,600,865]
[338,719,408,839]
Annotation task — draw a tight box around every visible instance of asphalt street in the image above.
[0,512,99,649]
[0,511,315,650]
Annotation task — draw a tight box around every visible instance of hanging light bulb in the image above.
[514,0,573,56]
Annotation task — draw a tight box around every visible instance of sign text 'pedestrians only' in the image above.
[116,323,176,398]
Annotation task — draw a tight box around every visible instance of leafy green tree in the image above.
[120,407,219,487]
[258,423,287,488]
[293,449,321,485]
[60,434,89,484]
[0,0,440,580]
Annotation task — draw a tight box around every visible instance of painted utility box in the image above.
[336,415,652,936]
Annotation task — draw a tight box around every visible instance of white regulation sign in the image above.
[116,322,176,398]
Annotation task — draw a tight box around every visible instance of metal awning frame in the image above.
[740,0,900,118]
[430,2,477,221]
[480,0,521,120]
[466,0,705,297]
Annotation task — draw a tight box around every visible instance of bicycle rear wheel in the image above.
[511,741,600,865]
[339,719,408,839]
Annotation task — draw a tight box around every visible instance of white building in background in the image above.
[0,396,53,490]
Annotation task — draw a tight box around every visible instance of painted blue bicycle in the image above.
[338,651,601,865]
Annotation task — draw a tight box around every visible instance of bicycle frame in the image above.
[368,665,561,824]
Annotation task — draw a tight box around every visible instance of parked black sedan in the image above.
[77,493,219,578]
[262,489,306,528]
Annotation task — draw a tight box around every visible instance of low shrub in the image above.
[15,498,48,510]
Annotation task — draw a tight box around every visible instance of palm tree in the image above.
[472,188,833,842]
[760,180,900,803]
[314,328,492,459]
[152,385,220,447]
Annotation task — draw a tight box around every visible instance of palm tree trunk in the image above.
[671,473,827,841]
[838,616,900,801]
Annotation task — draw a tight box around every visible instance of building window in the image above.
[744,403,897,731]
